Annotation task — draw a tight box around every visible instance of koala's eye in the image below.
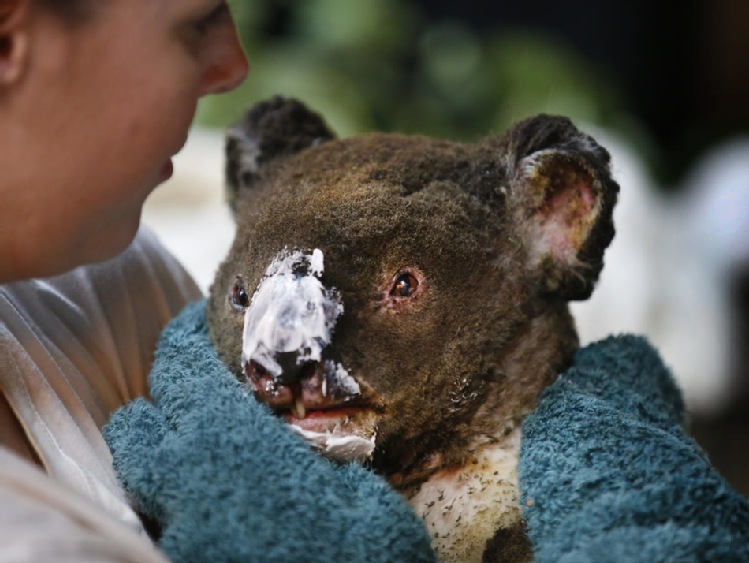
[391,272,419,298]
[230,277,250,312]
[378,267,426,309]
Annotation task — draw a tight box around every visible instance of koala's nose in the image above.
[241,248,343,383]
[271,353,318,385]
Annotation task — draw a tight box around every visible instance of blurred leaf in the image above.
[200,0,627,150]
[294,0,418,54]
[419,21,484,102]
[484,32,619,131]
[197,47,373,136]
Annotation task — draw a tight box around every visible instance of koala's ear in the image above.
[225,96,336,211]
[506,115,619,301]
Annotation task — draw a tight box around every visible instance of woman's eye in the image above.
[230,277,250,311]
[194,2,229,34]
[390,272,419,298]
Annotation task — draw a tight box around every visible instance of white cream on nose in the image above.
[241,248,344,379]
[241,247,373,462]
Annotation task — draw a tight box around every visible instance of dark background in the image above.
[206,0,749,188]
[416,0,749,186]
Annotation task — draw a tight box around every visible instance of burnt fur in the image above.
[207,97,617,489]
[225,95,336,213]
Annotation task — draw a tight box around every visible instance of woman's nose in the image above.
[199,25,249,96]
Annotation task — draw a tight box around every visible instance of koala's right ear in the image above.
[504,115,619,301]
[225,96,336,212]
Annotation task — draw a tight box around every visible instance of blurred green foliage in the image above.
[198,0,632,143]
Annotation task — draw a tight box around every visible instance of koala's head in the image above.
[208,96,618,489]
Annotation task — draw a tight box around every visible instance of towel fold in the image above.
[519,335,749,562]
[104,300,436,563]
[107,301,749,562]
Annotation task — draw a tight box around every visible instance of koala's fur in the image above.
[207,96,618,562]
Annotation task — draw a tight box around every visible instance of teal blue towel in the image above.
[519,335,749,562]
[106,301,749,562]
[104,300,436,563]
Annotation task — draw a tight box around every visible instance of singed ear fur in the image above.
[224,96,336,213]
[506,115,618,300]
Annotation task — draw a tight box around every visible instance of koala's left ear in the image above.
[225,96,336,212]
[506,115,619,301]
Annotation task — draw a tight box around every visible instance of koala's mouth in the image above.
[244,359,367,415]
[244,360,379,462]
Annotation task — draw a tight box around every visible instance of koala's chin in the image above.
[207,96,619,563]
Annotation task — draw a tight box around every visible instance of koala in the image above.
[207,96,618,563]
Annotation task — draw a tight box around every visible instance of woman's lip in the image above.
[158,159,174,182]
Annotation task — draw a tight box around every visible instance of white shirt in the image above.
[0,228,201,562]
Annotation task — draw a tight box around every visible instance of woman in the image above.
[0,0,247,560]
[0,0,248,281]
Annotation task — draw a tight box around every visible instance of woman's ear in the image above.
[0,0,29,85]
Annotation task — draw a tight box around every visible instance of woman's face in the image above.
[1,0,248,279]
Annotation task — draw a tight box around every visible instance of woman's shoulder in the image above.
[0,227,201,515]
[1,226,201,411]
[1,228,200,343]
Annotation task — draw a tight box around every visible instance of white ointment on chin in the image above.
[289,426,376,463]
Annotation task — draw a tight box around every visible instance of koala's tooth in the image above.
[292,397,306,419]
